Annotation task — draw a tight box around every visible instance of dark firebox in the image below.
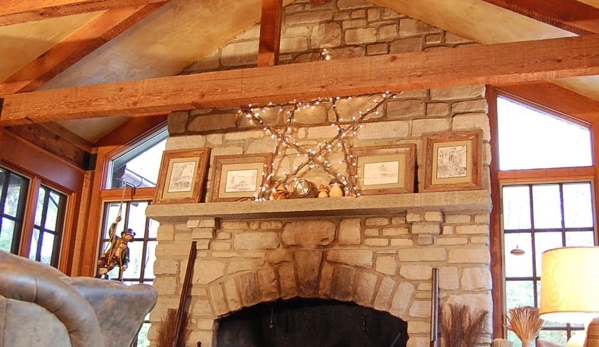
[215,298,408,347]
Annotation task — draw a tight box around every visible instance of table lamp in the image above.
[540,247,599,347]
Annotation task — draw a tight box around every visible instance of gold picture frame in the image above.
[422,130,483,192]
[210,153,273,202]
[154,148,211,204]
[353,144,416,195]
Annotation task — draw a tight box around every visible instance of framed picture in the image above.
[422,130,483,192]
[210,153,273,202]
[353,144,416,195]
[154,148,211,204]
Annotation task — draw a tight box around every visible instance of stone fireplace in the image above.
[146,2,493,346]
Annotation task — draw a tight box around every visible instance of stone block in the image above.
[156,243,188,257]
[374,277,395,311]
[456,225,488,235]
[153,259,179,275]
[445,32,471,44]
[227,260,253,275]
[439,267,460,290]
[461,267,492,290]
[444,293,492,314]
[319,262,334,297]
[352,9,366,18]
[192,228,214,239]
[166,135,207,151]
[278,262,298,299]
[392,216,406,224]
[188,113,238,133]
[345,27,377,45]
[382,8,401,20]
[258,269,279,302]
[193,260,226,285]
[224,278,242,311]
[364,228,379,236]
[375,255,397,275]
[399,264,432,280]
[436,237,468,246]
[430,86,485,101]
[285,26,310,37]
[390,282,414,318]
[424,212,442,222]
[328,46,366,58]
[281,36,308,53]
[211,241,231,251]
[390,239,414,247]
[334,12,350,20]
[294,105,328,124]
[234,232,279,250]
[398,248,446,262]
[157,224,174,241]
[408,321,430,335]
[221,41,258,66]
[367,43,388,55]
[168,111,188,134]
[240,273,261,306]
[358,121,409,140]
[452,99,488,113]
[286,10,333,25]
[197,318,215,330]
[382,227,409,236]
[409,300,431,318]
[406,212,421,223]
[452,113,491,140]
[216,232,232,240]
[367,8,381,21]
[153,276,177,295]
[296,250,323,297]
[390,36,422,54]
[471,236,489,244]
[378,24,398,42]
[426,103,449,117]
[365,238,389,247]
[425,33,442,45]
[338,0,370,9]
[307,125,338,138]
[282,220,336,247]
[284,4,304,13]
[206,133,223,145]
[366,217,389,226]
[191,297,214,317]
[331,266,355,301]
[354,272,378,306]
[267,250,293,264]
[261,220,284,229]
[327,249,373,267]
[411,118,451,136]
[411,223,440,235]
[208,284,228,316]
[387,99,425,119]
[311,22,342,48]
[444,214,471,223]
[441,225,454,235]
[416,235,434,245]
[400,19,438,36]
[339,219,361,245]
[448,247,490,264]
[223,130,264,141]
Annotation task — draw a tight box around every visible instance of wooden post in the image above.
[257,0,282,67]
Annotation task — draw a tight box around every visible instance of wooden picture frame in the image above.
[353,144,416,195]
[210,153,273,202]
[154,148,211,204]
[422,130,483,192]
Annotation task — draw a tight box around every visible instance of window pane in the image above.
[148,218,159,239]
[127,240,144,279]
[506,281,534,310]
[539,330,568,346]
[129,201,149,236]
[29,228,40,261]
[563,183,593,228]
[6,174,26,217]
[565,231,595,246]
[532,185,562,229]
[503,186,531,230]
[0,218,15,252]
[44,191,61,231]
[40,232,55,265]
[497,97,592,170]
[35,188,46,226]
[535,232,563,275]
[103,203,123,239]
[504,233,533,278]
[144,240,157,279]
[137,323,151,347]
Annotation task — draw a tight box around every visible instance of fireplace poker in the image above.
[430,268,440,347]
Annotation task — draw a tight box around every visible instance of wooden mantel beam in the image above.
[0,0,169,27]
[2,34,599,126]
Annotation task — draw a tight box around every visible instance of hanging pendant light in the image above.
[510,245,525,256]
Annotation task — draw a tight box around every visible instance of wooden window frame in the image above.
[488,86,599,338]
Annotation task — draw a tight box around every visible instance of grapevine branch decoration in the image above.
[238,92,397,200]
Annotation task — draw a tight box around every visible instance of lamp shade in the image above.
[540,247,599,323]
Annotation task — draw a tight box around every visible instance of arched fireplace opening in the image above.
[215,298,409,347]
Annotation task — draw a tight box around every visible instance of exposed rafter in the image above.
[0,4,166,95]
[2,34,599,126]
[481,0,599,35]
[0,0,169,27]
[257,0,283,67]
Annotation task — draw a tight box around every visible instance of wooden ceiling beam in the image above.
[2,34,599,126]
[0,0,168,27]
[257,0,283,67]
[481,0,599,35]
[0,4,166,95]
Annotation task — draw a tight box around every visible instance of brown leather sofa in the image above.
[0,250,157,347]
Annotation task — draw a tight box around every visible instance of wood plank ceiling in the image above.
[0,0,598,143]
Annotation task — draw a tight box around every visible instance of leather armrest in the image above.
[0,251,103,347]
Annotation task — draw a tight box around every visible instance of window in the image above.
[29,185,67,267]
[496,96,597,346]
[0,167,29,254]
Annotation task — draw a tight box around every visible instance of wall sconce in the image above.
[540,247,599,347]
